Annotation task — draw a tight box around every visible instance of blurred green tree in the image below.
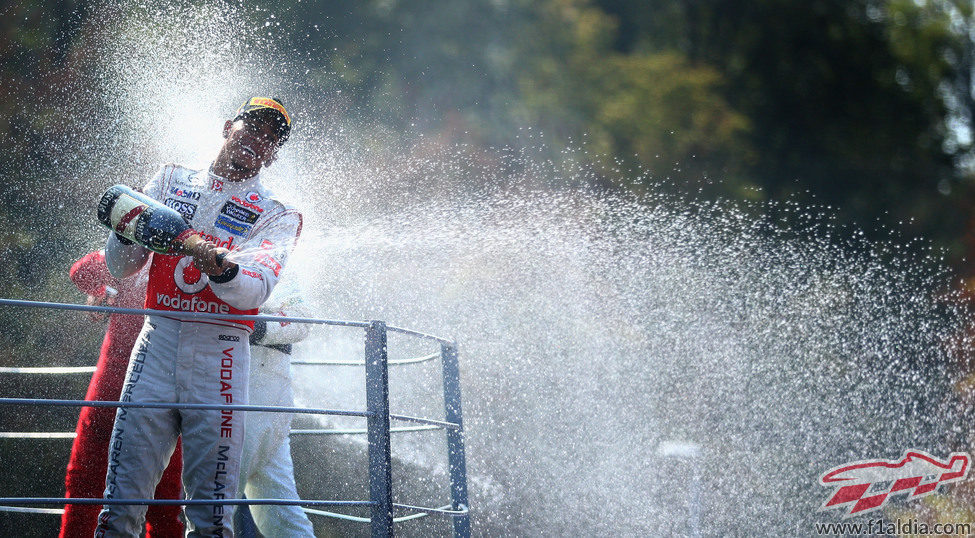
[598,0,966,250]
[264,0,973,257]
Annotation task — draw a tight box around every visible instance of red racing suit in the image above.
[97,163,302,537]
[60,250,183,538]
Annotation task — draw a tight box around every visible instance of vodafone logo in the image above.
[154,292,229,314]
[174,256,209,294]
[232,196,264,213]
[246,191,261,203]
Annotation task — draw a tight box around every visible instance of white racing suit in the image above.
[236,280,315,537]
[97,163,302,537]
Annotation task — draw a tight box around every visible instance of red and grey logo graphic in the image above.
[245,191,261,203]
[819,450,970,517]
[174,255,208,294]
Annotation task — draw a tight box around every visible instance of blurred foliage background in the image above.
[6,0,975,336]
[4,0,975,533]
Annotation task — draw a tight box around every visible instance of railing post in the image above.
[440,342,470,538]
[365,321,393,537]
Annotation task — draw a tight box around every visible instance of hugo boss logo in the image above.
[164,198,198,219]
[218,335,240,342]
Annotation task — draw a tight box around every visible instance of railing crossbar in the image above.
[303,503,457,524]
[0,424,444,439]
[0,299,371,328]
[0,366,96,374]
[292,351,440,366]
[0,501,466,521]
[0,497,371,507]
[1,354,440,374]
[0,398,370,418]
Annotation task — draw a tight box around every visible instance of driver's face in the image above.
[223,117,280,171]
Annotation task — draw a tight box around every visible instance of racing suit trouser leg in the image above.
[238,369,314,537]
[95,318,249,538]
[243,431,315,536]
[95,320,180,537]
[177,321,249,537]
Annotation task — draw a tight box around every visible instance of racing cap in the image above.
[233,96,291,146]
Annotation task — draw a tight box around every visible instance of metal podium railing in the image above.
[0,298,471,537]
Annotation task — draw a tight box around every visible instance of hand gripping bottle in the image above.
[97,185,207,255]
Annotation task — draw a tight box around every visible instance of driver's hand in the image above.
[85,294,113,322]
[191,241,237,276]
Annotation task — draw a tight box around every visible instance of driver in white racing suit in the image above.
[97,97,301,537]
[235,278,316,536]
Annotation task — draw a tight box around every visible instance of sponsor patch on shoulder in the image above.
[214,215,252,236]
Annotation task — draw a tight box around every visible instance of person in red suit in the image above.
[60,250,184,537]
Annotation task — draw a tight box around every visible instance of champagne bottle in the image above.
[97,185,207,256]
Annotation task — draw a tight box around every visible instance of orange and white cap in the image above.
[233,97,291,145]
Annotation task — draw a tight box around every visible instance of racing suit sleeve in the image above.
[250,281,311,346]
[105,233,151,279]
[69,250,117,296]
[103,165,168,278]
[208,206,302,312]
